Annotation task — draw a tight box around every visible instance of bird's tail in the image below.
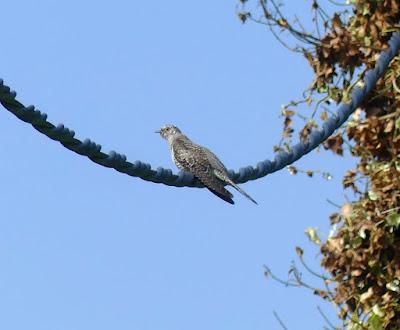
[231,183,258,205]
[225,178,258,205]
[213,170,258,205]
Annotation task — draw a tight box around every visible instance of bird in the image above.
[156,124,257,205]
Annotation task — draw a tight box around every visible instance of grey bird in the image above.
[156,124,257,205]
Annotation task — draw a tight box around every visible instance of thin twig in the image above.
[273,310,289,330]
[264,265,300,287]
[299,254,329,281]
[326,199,341,208]
[317,306,337,330]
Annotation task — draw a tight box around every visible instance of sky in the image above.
[0,1,354,329]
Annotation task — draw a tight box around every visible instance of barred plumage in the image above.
[156,124,257,205]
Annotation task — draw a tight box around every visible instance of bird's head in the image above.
[155,124,182,141]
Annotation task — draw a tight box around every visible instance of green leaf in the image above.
[364,36,371,47]
[368,190,378,201]
[395,117,400,130]
[372,304,384,318]
[378,163,391,172]
[362,6,370,16]
[386,213,400,228]
[368,313,383,330]
[352,236,363,249]
[386,280,400,293]
[305,227,321,245]
[348,316,363,330]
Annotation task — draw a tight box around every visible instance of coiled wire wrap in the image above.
[1,31,399,187]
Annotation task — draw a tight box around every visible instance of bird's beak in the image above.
[155,130,160,134]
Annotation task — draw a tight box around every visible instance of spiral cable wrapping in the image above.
[1,32,399,188]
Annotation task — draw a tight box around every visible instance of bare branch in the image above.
[273,310,289,330]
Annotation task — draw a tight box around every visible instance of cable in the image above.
[1,31,399,187]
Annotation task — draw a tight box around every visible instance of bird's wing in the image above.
[200,145,258,205]
[206,187,234,205]
[172,140,234,203]
[192,144,257,205]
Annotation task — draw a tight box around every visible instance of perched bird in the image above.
[156,124,257,205]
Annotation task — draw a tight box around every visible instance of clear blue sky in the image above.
[1,1,353,329]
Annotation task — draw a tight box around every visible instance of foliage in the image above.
[238,0,400,328]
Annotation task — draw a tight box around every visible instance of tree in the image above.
[238,0,400,328]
